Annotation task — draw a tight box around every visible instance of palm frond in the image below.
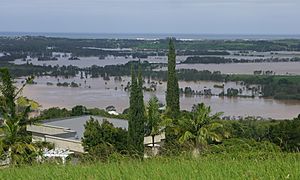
[179,131,195,144]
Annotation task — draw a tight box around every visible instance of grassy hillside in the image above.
[1,153,299,180]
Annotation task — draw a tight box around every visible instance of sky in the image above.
[0,0,299,34]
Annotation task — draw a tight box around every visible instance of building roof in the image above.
[44,115,128,140]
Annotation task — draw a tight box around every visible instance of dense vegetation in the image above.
[227,75,300,100]
[35,106,127,121]
[0,69,47,165]
[1,36,300,56]
[82,118,127,161]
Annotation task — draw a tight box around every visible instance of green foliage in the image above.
[209,138,281,154]
[269,116,300,152]
[166,39,180,118]
[145,96,161,136]
[35,106,128,122]
[82,117,101,151]
[145,96,162,147]
[220,116,300,152]
[37,107,71,120]
[227,75,300,100]
[0,68,39,165]
[222,119,272,141]
[177,103,226,153]
[226,88,239,97]
[183,56,300,64]
[128,65,145,157]
[2,36,300,56]
[6,142,39,165]
[16,97,40,111]
[82,117,128,160]
[71,105,88,116]
[87,143,115,161]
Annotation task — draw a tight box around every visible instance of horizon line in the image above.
[1,31,300,36]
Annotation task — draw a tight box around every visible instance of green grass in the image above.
[1,153,300,180]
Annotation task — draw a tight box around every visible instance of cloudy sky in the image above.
[0,0,299,34]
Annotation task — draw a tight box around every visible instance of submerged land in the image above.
[1,36,300,119]
[0,36,300,179]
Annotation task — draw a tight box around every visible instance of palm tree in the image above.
[178,103,227,156]
[145,96,161,149]
[0,68,38,165]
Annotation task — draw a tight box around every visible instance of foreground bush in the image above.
[209,138,281,154]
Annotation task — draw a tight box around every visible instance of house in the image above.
[27,115,165,153]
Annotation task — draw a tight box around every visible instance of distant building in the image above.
[107,111,119,115]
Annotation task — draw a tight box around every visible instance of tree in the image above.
[164,39,181,153]
[145,96,161,148]
[82,117,102,152]
[82,117,128,160]
[71,105,88,116]
[178,103,227,156]
[0,68,38,165]
[38,107,71,120]
[128,65,145,157]
[166,39,180,118]
[269,116,300,151]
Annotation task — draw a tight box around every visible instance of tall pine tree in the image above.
[166,39,180,118]
[128,65,145,157]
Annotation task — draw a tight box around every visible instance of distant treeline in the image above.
[183,56,300,64]
[1,36,300,59]
[177,50,230,56]
[0,54,26,61]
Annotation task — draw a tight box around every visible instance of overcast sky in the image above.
[0,0,299,34]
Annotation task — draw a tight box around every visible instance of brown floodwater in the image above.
[13,55,300,75]
[175,62,300,75]
[18,76,300,120]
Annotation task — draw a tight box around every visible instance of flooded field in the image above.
[175,62,300,75]
[12,50,300,119]
[17,76,300,119]
[13,51,300,75]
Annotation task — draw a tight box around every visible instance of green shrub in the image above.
[209,138,281,154]
[269,117,300,151]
